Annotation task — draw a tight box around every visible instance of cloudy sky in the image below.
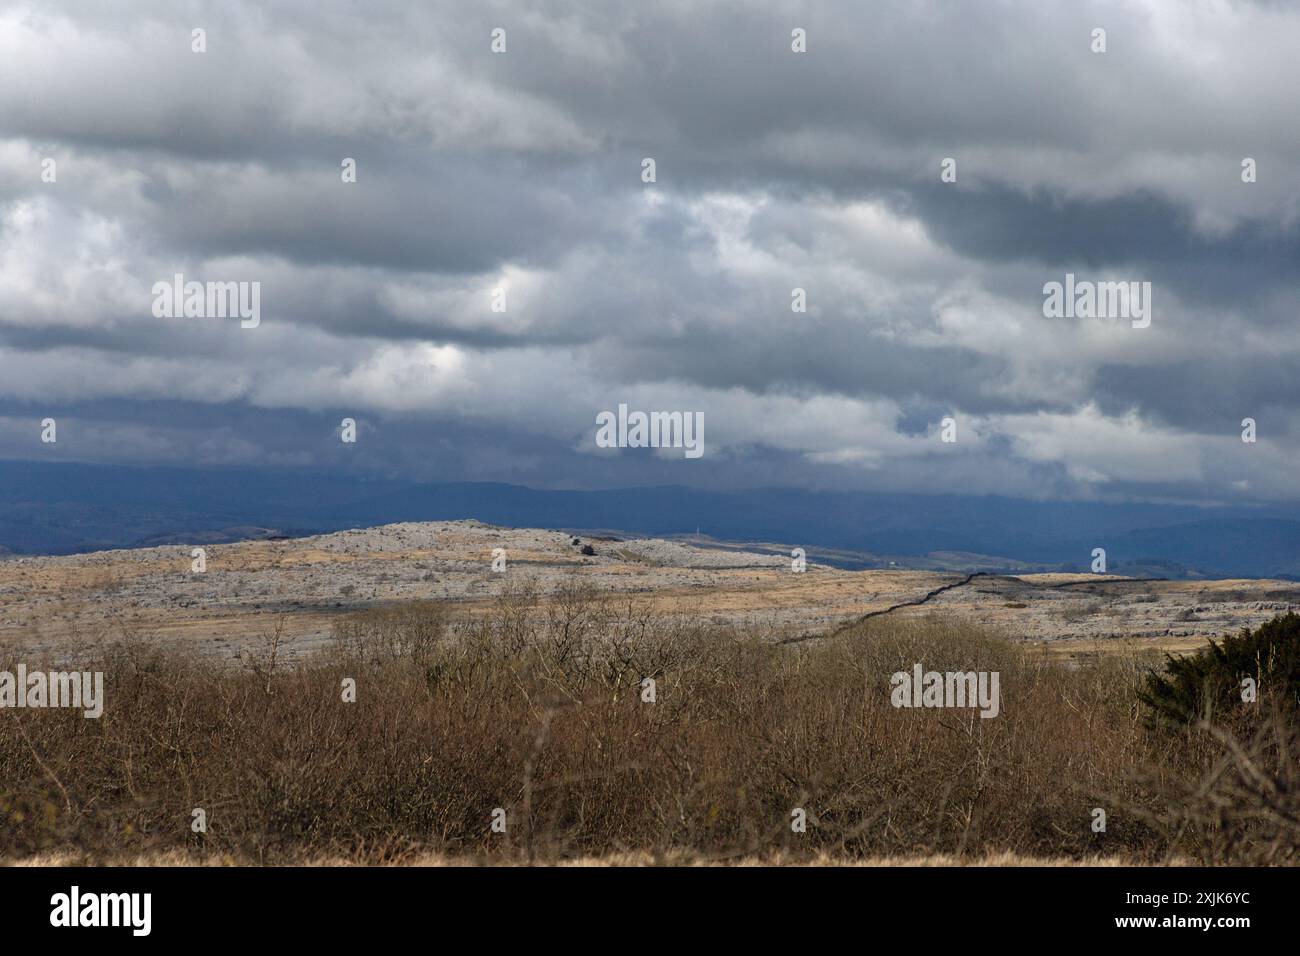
[1,0,1298,503]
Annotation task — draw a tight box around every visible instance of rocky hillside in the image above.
[2,520,1297,661]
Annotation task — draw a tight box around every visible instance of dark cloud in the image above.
[1,0,1297,504]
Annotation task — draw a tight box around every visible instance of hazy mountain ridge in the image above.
[2,460,1298,578]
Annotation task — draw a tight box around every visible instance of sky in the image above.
[1,0,1298,504]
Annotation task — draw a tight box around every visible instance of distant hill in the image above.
[1,459,1298,578]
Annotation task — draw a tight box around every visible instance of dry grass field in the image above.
[1,578,1297,866]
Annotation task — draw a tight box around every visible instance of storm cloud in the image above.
[1,0,1297,503]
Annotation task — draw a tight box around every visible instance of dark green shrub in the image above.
[1140,612,1300,725]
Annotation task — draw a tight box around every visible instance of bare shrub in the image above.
[0,597,1289,865]
[1130,708,1300,864]
[332,600,448,666]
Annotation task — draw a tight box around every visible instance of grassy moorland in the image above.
[1,582,1296,865]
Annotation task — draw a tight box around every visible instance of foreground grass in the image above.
[7,850,1158,867]
[1,582,1296,865]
